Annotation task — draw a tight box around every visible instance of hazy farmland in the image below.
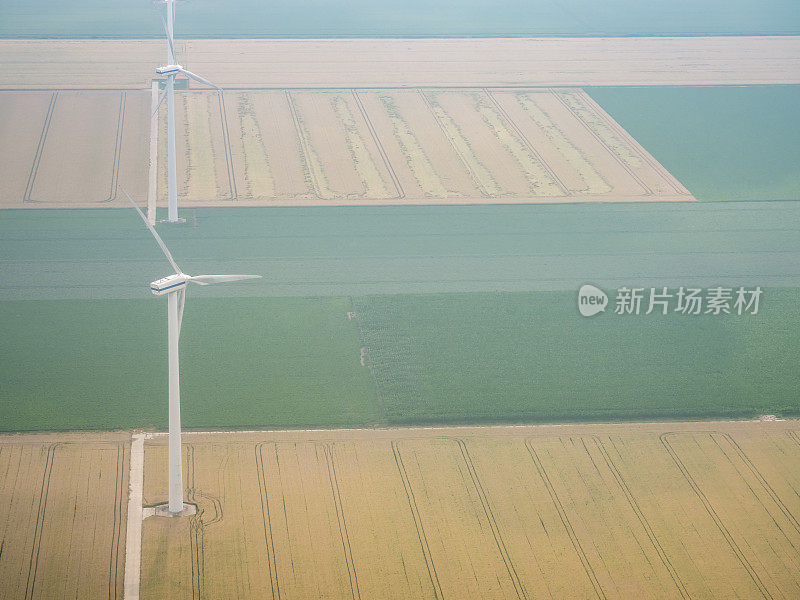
[137,422,800,599]
[2,202,799,431]
[2,87,693,208]
[2,0,799,37]
[4,86,798,209]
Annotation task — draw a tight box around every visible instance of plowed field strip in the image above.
[419,90,494,197]
[22,92,57,204]
[285,90,331,199]
[391,441,443,599]
[660,433,772,599]
[457,439,526,599]
[324,444,361,600]
[575,90,690,195]
[103,92,124,203]
[721,433,800,535]
[108,443,125,600]
[483,89,569,196]
[524,439,605,600]
[554,89,653,195]
[591,437,690,599]
[24,443,55,600]
[352,91,404,199]
[217,91,237,201]
[255,442,280,599]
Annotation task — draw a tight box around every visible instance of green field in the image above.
[1,0,798,37]
[355,290,800,424]
[2,204,800,430]
[2,287,798,431]
[589,85,800,202]
[0,296,379,431]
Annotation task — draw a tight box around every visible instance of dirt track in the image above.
[1,36,798,89]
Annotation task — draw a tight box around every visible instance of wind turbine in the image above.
[153,0,222,223]
[125,189,261,515]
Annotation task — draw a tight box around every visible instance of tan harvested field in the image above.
[0,432,129,600]
[0,87,693,208]
[0,90,151,208]
[136,420,800,599]
[1,37,799,89]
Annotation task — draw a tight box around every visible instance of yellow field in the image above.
[136,421,800,599]
[0,87,694,208]
[0,433,128,600]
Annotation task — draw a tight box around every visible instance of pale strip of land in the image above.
[0,36,798,89]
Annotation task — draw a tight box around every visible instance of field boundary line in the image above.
[483,89,570,197]
[552,88,653,197]
[22,91,57,204]
[417,89,490,198]
[660,432,773,600]
[324,443,362,600]
[109,442,126,600]
[255,442,281,599]
[591,436,690,599]
[524,438,606,600]
[216,90,238,201]
[391,441,443,599]
[103,91,125,203]
[123,434,144,600]
[351,90,405,200]
[24,442,56,600]
[457,439,527,599]
[713,432,800,535]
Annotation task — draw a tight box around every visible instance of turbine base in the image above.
[146,502,196,518]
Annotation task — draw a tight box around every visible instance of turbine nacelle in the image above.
[150,273,188,295]
[156,64,183,76]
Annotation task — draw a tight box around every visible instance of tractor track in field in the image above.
[660,432,774,600]
[24,442,56,600]
[391,440,443,600]
[524,438,606,600]
[351,90,404,200]
[103,91,125,204]
[324,443,361,600]
[255,442,281,600]
[108,442,126,600]
[456,438,527,599]
[552,88,654,197]
[22,91,57,204]
[590,436,691,599]
[483,88,570,197]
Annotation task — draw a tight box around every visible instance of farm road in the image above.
[1,201,799,301]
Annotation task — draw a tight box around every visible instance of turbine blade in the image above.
[187,274,261,285]
[152,85,167,118]
[122,187,182,275]
[160,11,177,64]
[179,68,221,90]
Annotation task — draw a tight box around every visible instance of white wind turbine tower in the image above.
[125,189,261,515]
[153,0,222,223]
